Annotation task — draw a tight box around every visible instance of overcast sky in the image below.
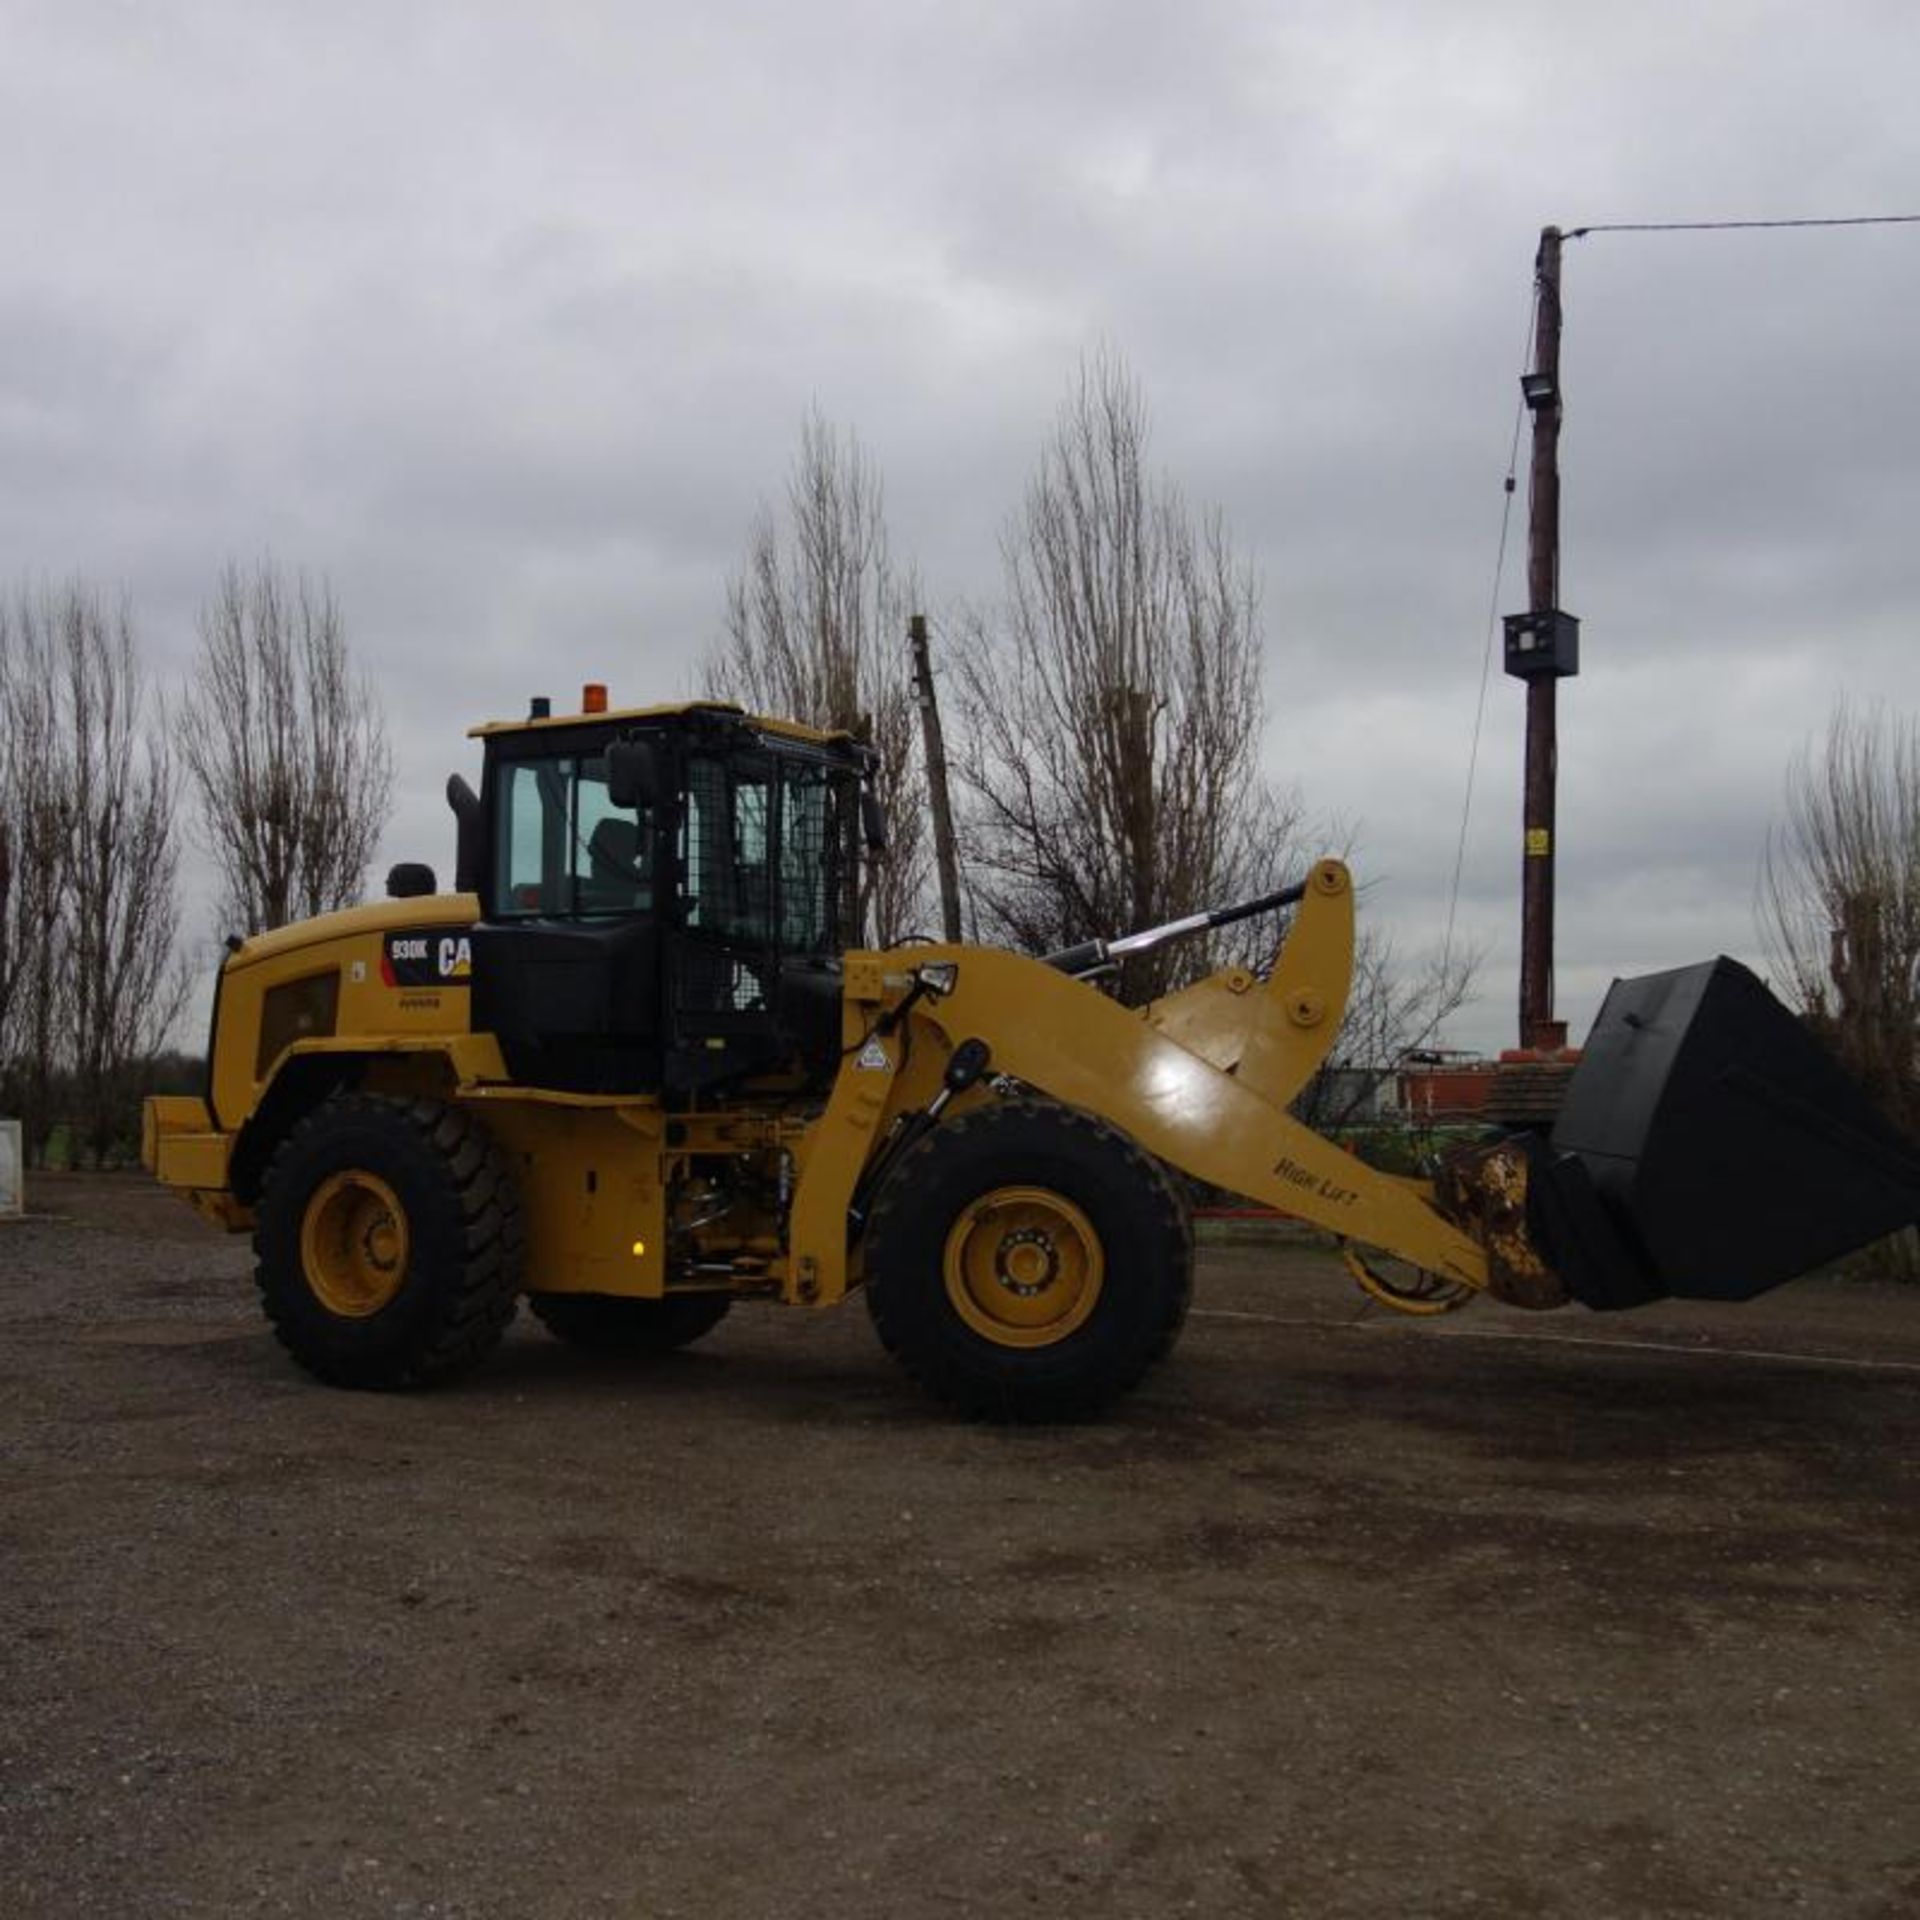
[7,1,1920,1054]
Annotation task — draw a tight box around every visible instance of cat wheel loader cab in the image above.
[459,700,871,1100]
[144,687,1920,1422]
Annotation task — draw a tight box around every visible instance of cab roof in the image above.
[468,698,857,751]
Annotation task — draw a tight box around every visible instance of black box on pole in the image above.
[1503,608,1580,679]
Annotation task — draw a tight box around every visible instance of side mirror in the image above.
[859,788,889,857]
[606,738,664,811]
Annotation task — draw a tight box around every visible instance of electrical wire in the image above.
[1439,279,1536,994]
[1568,213,1920,238]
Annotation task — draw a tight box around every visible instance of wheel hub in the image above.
[997,1227,1059,1297]
[300,1170,411,1318]
[942,1186,1105,1349]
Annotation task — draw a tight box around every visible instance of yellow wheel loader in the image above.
[144,691,1920,1420]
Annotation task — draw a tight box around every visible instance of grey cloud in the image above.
[7,1,1920,1055]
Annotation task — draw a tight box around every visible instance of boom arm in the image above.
[785,860,1496,1305]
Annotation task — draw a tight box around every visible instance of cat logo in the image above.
[381,930,473,989]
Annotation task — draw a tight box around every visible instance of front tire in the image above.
[864,1098,1192,1422]
[527,1291,732,1354]
[254,1094,523,1389]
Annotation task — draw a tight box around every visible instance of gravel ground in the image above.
[3,1172,1919,1919]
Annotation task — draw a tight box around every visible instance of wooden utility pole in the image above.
[1516,226,1571,1051]
[908,614,963,942]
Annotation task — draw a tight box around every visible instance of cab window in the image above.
[682,754,772,944]
[493,754,651,918]
[679,752,842,954]
[778,763,836,953]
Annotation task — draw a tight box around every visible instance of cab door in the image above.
[468,744,663,1094]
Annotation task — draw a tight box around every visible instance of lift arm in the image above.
[784,861,1494,1304]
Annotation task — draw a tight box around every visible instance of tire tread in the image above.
[253,1092,523,1389]
[864,1096,1192,1422]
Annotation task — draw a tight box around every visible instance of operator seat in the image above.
[587,816,650,911]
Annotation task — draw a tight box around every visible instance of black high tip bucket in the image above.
[1531,958,1920,1310]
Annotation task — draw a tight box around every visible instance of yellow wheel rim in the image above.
[942,1185,1105,1349]
[299,1170,410,1318]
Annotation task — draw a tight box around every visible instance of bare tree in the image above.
[57,590,192,1161]
[1761,700,1920,1141]
[956,347,1302,1000]
[0,585,191,1163]
[0,615,21,1074]
[180,561,393,932]
[708,409,929,944]
[0,596,73,1157]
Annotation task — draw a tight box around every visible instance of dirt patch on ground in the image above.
[3,1174,1919,1916]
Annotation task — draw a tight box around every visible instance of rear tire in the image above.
[864,1098,1192,1422]
[527,1291,732,1354]
[254,1093,523,1389]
